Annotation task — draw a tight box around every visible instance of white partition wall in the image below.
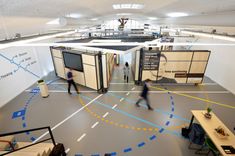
[133,49,210,84]
[134,50,140,82]
[51,48,66,79]
[102,54,108,89]
[82,54,98,89]
[51,47,113,91]
[64,68,86,86]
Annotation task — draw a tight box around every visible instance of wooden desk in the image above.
[191,110,235,156]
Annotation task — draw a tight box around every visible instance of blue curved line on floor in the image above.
[49,82,183,155]
[17,78,61,141]
[80,95,180,136]
[107,92,190,123]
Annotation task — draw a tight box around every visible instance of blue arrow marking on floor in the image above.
[12,109,26,119]
[138,142,146,147]
[110,152,117,156]
[149,135,157,140]
[30,88,40,93]
[30,137,36,141]
[22,122,26,128]
[123,148,132,153]
[159,128,165,133]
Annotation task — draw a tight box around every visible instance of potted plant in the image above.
[205,107,212,119]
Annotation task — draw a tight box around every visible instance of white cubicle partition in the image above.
[102,54,108,89]
[133,49,210,84]
[82,54,98,89]
[51,48,66,79]
[51,47,113,91]
[64,68,86,86]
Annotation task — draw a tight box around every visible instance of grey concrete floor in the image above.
[0,65,235,156]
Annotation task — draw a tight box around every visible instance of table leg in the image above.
[189,115,194,129]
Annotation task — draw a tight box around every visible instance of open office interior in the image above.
[0,0,235,156]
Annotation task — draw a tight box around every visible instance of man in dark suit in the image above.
[67,68,79,94]
[136,79,153,110]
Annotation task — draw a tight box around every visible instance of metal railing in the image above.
[0,126,56,155]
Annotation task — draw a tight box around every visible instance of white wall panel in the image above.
[82,54,95,65]
[84,64,97,90]
[64,68,85,86]
[0,46,53,107]
[54,57,65,78]
[52,48,63,58]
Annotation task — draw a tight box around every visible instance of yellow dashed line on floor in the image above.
[77,95,186,132]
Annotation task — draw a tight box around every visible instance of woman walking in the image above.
[123,62,130,83]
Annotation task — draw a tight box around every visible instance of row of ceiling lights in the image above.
[113,3,189,18]
[47,3,189,24]
[65,3,189,19]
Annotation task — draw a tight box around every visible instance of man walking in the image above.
[67,68,79,94]
[136,79,153,110]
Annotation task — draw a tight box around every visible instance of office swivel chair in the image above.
[194,137,220,156]
[188,123,205,150]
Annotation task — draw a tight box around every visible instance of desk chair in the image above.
[195,137,220,156]
[188,123,205,150]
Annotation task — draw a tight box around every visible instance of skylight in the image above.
[90,18,98,21]
[167,12,188,17]
[65,13,82,18]
[46,18,60,25]
[113,4,144,10]
[116,13,132,16]
[148,17,157,20]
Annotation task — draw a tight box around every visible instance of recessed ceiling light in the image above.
[148,17,157,20]
[90,18,98,21]
[113,4,144,10]
[167,12,188,17]
[121,4,131,9]
[116,13,132,16]
[65,13,82,18]
[47,18,60,25]
[132,4,144,9]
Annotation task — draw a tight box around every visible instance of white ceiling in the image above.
[0,0,235,39]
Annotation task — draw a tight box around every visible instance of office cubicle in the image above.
[134,49,210,84]
[50,47,114,91]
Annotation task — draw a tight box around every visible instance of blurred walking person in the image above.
[67,68,79,94]
[136,79,153,110]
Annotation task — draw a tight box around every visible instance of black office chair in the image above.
[195,137,220,156]
[188,123,205,150]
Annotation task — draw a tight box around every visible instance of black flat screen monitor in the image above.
[63,52,83,72]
